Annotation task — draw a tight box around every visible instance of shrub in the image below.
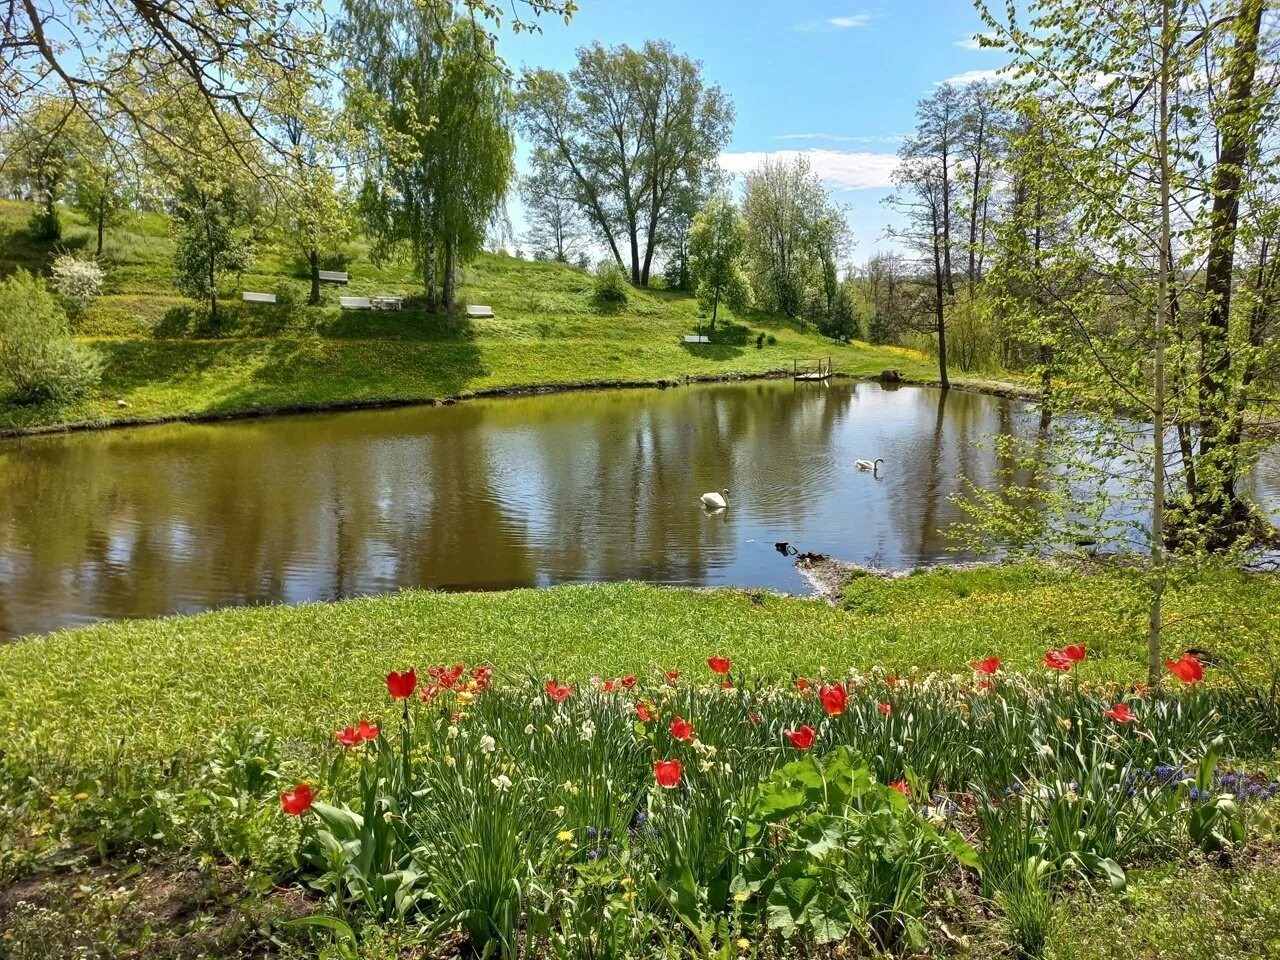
[592,262,631,311]
[49,253,105,317]
[272,281,305,323]
[0,269,102,403]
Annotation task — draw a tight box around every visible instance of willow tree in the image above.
[345,3,513,318]
[965,0,1280,685]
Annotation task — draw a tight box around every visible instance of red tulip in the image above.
[602,678,619,693]
[889,779,911,796]
[654,758,683,788]
[1103,703,1138,724]
[721,680,734,689]
[795,677,811,692]
[978,679,994,691]
[708,656,732,675]
[1165,653,1205,684]
[545,679,574,702]
[1063,644,1087,663]
[665,670,681,682]
[819,683,848,716]
[386,668,418,699]
[621,674,637,688]
[669,716,694,742]
[436,663,465,688]
[355,720,378,741]
[749,711,762,725]
[877,701,892,716]
[280,783,315,815]
[636,701,654,724]
[335,726,361,747]
[971,656,1001,676]
[1044,649,1074,671]
[885,675,899,687]
[420,682,441,704]
[785,725,816,749]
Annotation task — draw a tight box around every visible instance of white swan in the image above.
[855,458,885,473]
[701,489,729,509]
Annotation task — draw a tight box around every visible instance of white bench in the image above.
[340,296,372,309]
[682,335,710,344]
[319,271,349,284]
[242,292,277,304]
[466,305,494,318]
[372,296,403,311]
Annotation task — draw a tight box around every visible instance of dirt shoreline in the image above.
[0,370,1038,439]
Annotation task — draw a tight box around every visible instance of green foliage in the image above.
[49,253,105,317]
[0,269,103,403]
[592,262,631,311]
[689,193,751,328]
[1,97,79,241]
[517,40,734,286]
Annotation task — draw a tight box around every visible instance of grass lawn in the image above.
[2,565,1279,957]
[0,199,943,434]
[3,562,1277,766]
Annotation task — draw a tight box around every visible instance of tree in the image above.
[864,253,908,345]
[4,0,571,173]
[517,40,734,286]
[887,84,967,389]
[2,96,78,239]
[149,92,261,321]
[70,121,131,256]
[521,148,589,263]
[347,4,514,319]
[741,155,846,319]
[967,0,1280,684]
[688,193,750,328]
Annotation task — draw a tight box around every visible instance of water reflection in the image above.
[3,381,1056,638]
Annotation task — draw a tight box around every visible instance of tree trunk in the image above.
[308,249,321,305]
[711,288,720,329]
[1194,0,1264,542]
[1149,0,1174,689]
[443,235,456,327]
[96,196,105,256]
[425,232,438,312]
[934,234,949,390]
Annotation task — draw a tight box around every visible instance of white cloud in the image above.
[718,149,900,191]
[773,133,905,144]
[793,13,875,32]
[935,68,1008,86]
[954,32,999,50]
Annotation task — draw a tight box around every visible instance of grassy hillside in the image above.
[0,200,938,434]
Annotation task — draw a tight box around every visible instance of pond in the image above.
[2,379,1275,640]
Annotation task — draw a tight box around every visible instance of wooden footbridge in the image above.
[793,356,833,381]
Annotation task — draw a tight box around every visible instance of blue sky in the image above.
[498,1,1008,261]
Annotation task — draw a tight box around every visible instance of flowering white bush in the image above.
[49,254,105,315]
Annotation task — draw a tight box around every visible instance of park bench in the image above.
[372,296,404,311]
[682,334,710,344]
[318,271,349,284]
[340,296,372,309]
[466,305,495,318]
[242,292,277,304]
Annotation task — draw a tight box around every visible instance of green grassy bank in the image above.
[0,200,942,434]
[3,562,1277,766]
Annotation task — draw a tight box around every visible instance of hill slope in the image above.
[0,199,936,433]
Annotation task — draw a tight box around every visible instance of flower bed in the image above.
[275,652,1280,957]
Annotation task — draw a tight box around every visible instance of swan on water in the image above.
[701,489,729,509]
[855,458,885,474]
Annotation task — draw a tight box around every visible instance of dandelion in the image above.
[557,830,574,842]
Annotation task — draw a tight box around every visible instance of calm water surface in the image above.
[2,380,1274,639]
